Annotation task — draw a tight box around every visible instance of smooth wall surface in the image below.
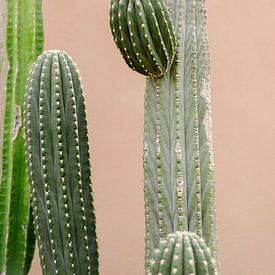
[30,1,275,274]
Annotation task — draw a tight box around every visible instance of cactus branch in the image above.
[25,50,99,275]
[148,232,217,275]
[0,1,43,274]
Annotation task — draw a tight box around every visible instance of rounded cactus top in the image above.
[110,0,176,78]
[148,231,218,275]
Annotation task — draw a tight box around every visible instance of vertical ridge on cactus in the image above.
[0,0,43,274]
[24,50,99,275]
[143,0,219,271]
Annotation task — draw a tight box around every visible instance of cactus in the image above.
[143,0,218,270]
[148,231,217,275]
[24,50,99,275]
[0,0,43,274]
[109,0,176,77]
[109,0,219,273]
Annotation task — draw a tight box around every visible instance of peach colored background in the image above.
[30,1,275,274]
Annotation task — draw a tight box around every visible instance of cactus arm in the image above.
[25,50,98,275]
[110,0,145,75]
[148,232,217,275]
[0,0,44,274]
[195,0,218,263]
[110,0,176,77]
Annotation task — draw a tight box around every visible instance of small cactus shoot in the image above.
[109,0,176,77]
[148,232,217,275]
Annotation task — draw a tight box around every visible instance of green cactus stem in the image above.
[109,0,176,77]
[143,0,218,270]
[24,50,99,275]
[148,231,217,275]
[0,0,43,274]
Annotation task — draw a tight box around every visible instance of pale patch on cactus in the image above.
[200,79,214,172]
[11,105,21,140]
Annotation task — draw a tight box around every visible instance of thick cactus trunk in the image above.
[24,50,99,275]
[0,1,43,274]
[143,0,218,270]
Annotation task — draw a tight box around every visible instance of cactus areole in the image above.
[109,0,176,77]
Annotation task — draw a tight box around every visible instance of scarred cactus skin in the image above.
[110,0,176,77]
[148,231,217,275]
[24,50,98,275]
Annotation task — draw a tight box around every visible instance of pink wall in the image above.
[30,1,275,274]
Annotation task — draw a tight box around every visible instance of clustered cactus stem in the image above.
[24,50,98,275]
[110,0,219,274]
[0,0,43,274]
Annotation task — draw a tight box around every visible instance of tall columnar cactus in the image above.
[24,50,99,275]
[148,232,217,275]
[110,0,219,273]
[144,0,218,270]
[0,0,43,274]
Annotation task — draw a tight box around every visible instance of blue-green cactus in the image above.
[143,0,218,270]
[110,0,219,273]
[24,50,98,275]
[109,0,176,77]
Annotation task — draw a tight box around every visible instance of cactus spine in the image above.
[0,0,43,274]
[148,232,217,275]
[109,0,176,77]
[143,0,218,271]
[24,50,98,275]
